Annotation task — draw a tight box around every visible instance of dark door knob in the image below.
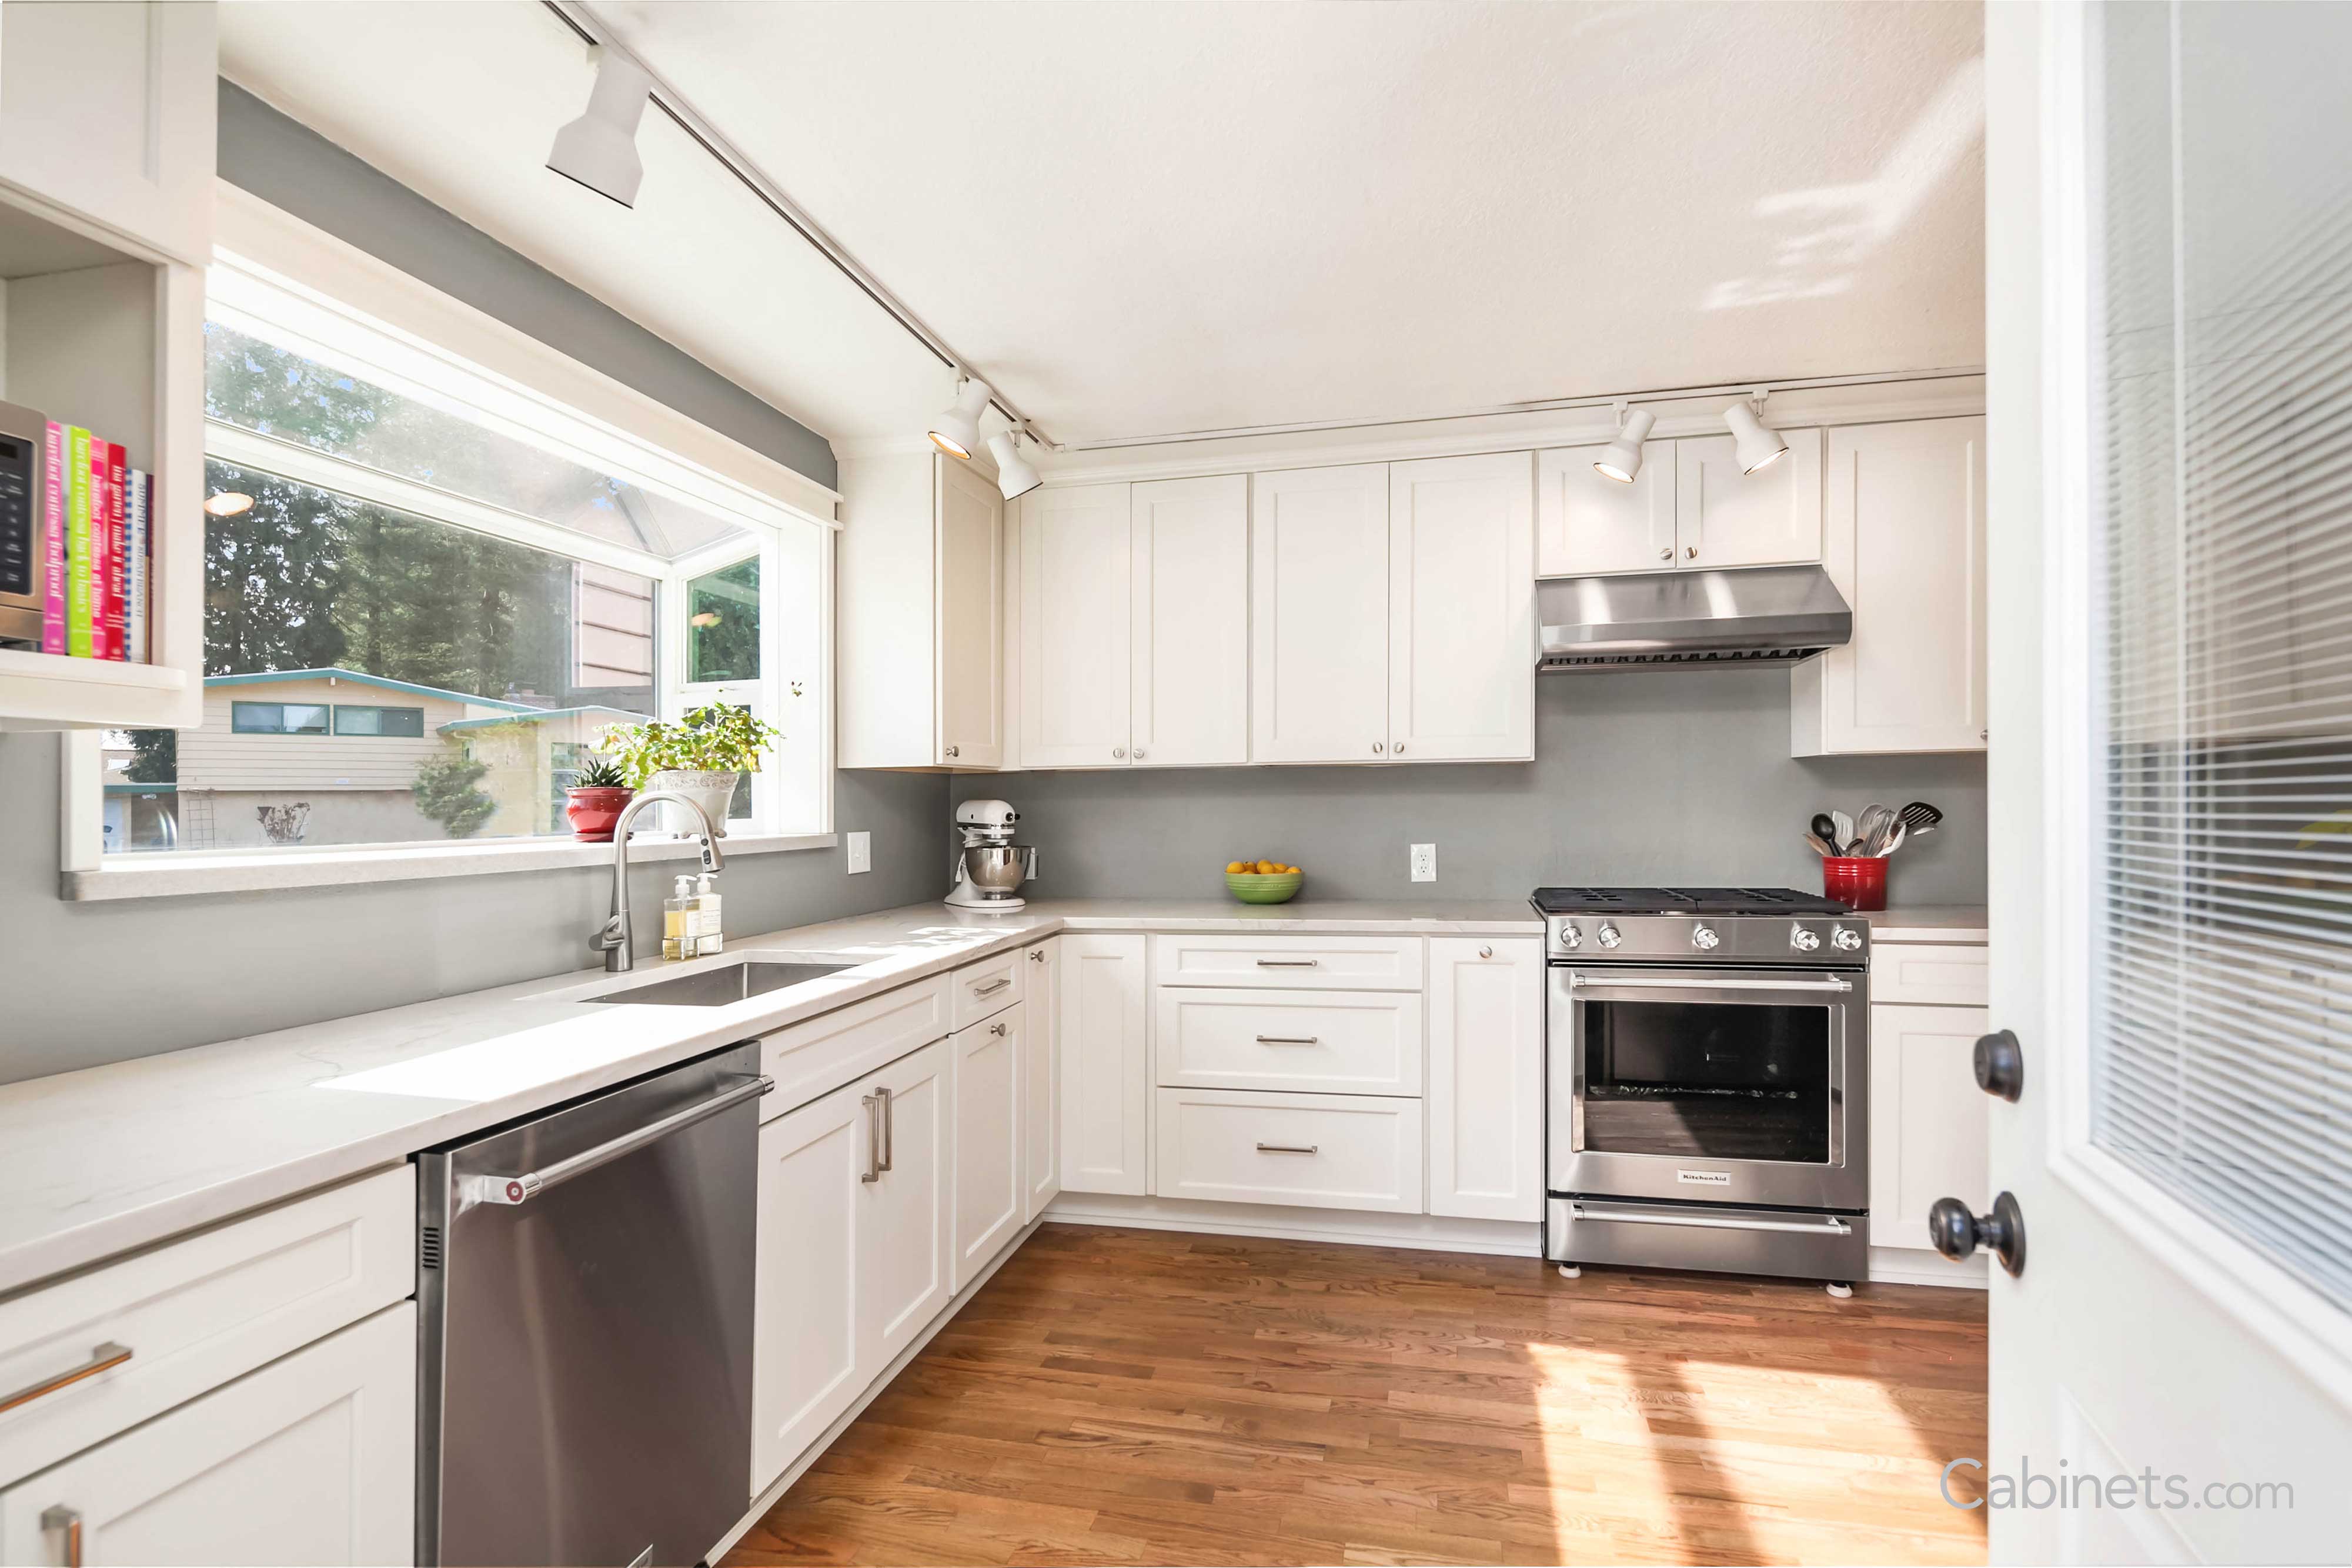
[1973,1029,2024,1101]
[1927,1191,2026,1276]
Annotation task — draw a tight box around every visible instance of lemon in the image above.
[1225,860,1247,874]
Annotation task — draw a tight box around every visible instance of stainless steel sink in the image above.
[587,960,857,1007]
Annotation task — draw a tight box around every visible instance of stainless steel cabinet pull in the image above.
[861,1094,882,1183]
[1567,974,1852,995]
[473,1076,773,1205]
[878,1085,894,1172]
[41,1507,81,1568]
[1255,1142,1318,1155]
[1254,958,1319,968]
[1254,1034,1319,1045]
[2,1344,132,1415]
[1569,1202,1852,1236]
[973,977,1012,997]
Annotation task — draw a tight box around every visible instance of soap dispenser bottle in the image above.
[695,871,724,956]
[663,875,696,961]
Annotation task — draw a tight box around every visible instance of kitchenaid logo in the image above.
[1676,1169,1733,1186]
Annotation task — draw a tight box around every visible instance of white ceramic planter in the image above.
[647,769,739,838]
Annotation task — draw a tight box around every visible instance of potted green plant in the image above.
[563,757,633,842]
[598,696,786,839]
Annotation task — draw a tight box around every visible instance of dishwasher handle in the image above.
[472,1074,773,1206]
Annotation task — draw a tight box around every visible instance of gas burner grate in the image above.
[1531,886,1847,917]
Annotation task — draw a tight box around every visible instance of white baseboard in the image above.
[1044,1192,1543,1257]
[707,1215,1047,1564]
[1868,1243,1989,1289]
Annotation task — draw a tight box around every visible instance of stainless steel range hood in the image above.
[1538,565,1852,670]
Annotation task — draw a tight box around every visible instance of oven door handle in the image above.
[1568,1202,1853,1236]
[1565,974,1852,994]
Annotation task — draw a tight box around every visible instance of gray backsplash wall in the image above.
[953,667,1987,905]
[0,85,932,1087]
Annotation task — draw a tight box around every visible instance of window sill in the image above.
[61,831,838,902]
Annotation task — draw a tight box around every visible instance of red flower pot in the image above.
[565,786,633,842]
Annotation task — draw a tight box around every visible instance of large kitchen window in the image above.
[97,260,830,860]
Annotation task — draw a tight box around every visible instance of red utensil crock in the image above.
[1821,856,1887,912]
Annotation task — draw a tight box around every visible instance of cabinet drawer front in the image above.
[760,975,950,1116]
[949,951,1025,1031]
[1870,942,1990,1007]
[1155,989,1424,1096]
[1152,1089,1424,1213]
[1151,934,1424,991]
[0,1165,414,1487]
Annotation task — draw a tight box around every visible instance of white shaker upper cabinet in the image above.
[1388,453,1535,762]
[1019,482,1133,768]
[1792,417,1987,755]
[1250,464,1391,763]
[1536,442,1677,576]
[0,0,216,266]
[1131,474,1249,767]
[1673,426,1823,569]
[937,458,1007,767]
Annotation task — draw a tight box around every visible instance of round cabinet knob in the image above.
[1372,742,1385,754]
[1790,925,1822,951]
[1658,546,1672,561]
[1927,1192,2027,1277]
[1595,922,1622,949]
[1028,949,1044,963]
[1690,924,1720,950]
[1113,747,1126,759]
[1973,1029,2025,1102]
[1685,546,1698,560]
[1478,945,1494,959]
[1394,743,1405,755]
[944,745,958,758]
[1133,747,1146,759]
[1559,923,1583,950]
[1831,925,1863,951]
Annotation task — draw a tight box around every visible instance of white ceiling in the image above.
[220,0,1984,456]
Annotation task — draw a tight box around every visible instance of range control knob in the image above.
[1595,922,1622,949]
[1790,925,1822,951]
[1690,924,1720,950]
[1831,925,1863,951]
[1558,921,1583,950]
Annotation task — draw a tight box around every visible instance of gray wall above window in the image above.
[216,79,838,491]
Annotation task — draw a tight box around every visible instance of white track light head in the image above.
[928,376,993,460]
[548,48,654,208]
[1723,397,1788,474]
[986,432,1043,500]
[1593,406,1657,483]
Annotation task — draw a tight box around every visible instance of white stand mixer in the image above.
[945,798,1036,911]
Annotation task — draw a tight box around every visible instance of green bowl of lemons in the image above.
[1225,858,1304,904]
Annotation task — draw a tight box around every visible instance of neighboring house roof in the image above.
[437,704,654,734]
[206,668,539,711]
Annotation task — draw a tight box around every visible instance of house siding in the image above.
[181,679,487,792]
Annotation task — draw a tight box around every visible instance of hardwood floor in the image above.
[726,1224,1987,1568]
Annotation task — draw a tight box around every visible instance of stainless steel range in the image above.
[1536,887,1870,1293]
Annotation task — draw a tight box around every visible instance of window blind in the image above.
[2090,2,2352,1310]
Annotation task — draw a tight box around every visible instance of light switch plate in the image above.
[846,831,871,874]
[1410,842,1437,882]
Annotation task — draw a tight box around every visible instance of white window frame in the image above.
[60,190,840,900]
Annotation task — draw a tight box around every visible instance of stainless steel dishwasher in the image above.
[416,1042,770,1567]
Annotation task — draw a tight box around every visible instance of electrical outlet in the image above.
[1410,842,1437,882]
[846,831,871,874]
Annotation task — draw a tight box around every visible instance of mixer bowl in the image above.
[960,844,1030,894]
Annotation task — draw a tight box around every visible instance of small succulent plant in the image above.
[573,758,628,790]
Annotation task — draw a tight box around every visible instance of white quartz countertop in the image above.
[1865,905,1991,943]
[0,897,1541,1296]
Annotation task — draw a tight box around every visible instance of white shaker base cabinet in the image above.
[1387,453,1535,762]
[1057,934,1150,1195]
[951,1003,1026,1288]
[1426,938,1545,1221]
[0,1303,415,1568]
[1869,1004,1993,1261]
[1022,941,1063,1221]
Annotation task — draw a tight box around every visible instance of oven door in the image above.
[1546,964,1867,1211]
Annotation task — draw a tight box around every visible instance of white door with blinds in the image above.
[1986,4,2352,1562]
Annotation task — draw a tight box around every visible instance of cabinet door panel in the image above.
[1675,427,1823,568]
[751,1083,865,1493]
[1250,464,1389,763]
[1020,482,1132,767]
[858,1041,953,1370]
[1538,443,1676,576]
[1058,934,1148,1195]
[1869,1004,1991,1254]
[936,456,1004,767]
[1801,418,1988,753]
[1388,453,1535,761]
[1024,941,1062,1221]
[1131,474,1248,767]
[0,1305,413,1567]
[953,1004,1025,1286]
[1428,938,1545,1221]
